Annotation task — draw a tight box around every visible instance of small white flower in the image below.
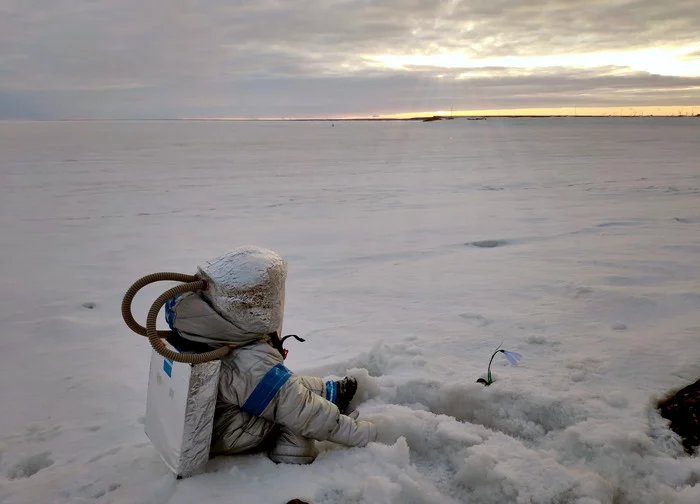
[502,350,522,366]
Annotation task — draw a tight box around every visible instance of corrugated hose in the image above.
[121,272,231,363]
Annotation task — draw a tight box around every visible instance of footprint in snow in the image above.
[4,424,62,445]
[87,446,121,463]
[594,221,640,228]
[92,484,121,500]
[7,451,54,480]
[527,335,558,345]
[459,313,491,327]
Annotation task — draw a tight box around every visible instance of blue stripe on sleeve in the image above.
[325,380,338,404]
[242,363,294,416]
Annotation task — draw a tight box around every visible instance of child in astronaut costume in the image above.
[164,246,377,464]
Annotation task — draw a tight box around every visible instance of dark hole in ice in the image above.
[657,378,700,455]
[82,302,96,309]
[468,240,507,248]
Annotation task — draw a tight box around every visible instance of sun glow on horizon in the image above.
[381,105,699,119]
[182,105,699,121]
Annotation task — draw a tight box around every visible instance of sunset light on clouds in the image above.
[1,0,698,119]
[370,47,700,78]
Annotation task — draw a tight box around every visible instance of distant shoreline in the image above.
[277,114,700,122]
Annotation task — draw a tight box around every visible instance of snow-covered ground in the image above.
[0,118,698,504]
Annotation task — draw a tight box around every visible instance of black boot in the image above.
[334,376,357,415]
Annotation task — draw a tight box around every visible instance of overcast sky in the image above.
[1,0,699,119]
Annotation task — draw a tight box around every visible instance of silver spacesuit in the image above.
[165,246,377,464]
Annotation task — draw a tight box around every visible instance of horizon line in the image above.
[3,104,699,122]
[3,114,699,122]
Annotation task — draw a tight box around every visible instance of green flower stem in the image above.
[485,342,504,385]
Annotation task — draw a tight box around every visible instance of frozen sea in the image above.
[0,118,699,504]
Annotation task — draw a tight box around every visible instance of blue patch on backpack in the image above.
[163,358,173,377]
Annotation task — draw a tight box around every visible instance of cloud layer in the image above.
[1,0,698,118]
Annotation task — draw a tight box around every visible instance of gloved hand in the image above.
[333,376,357,415]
